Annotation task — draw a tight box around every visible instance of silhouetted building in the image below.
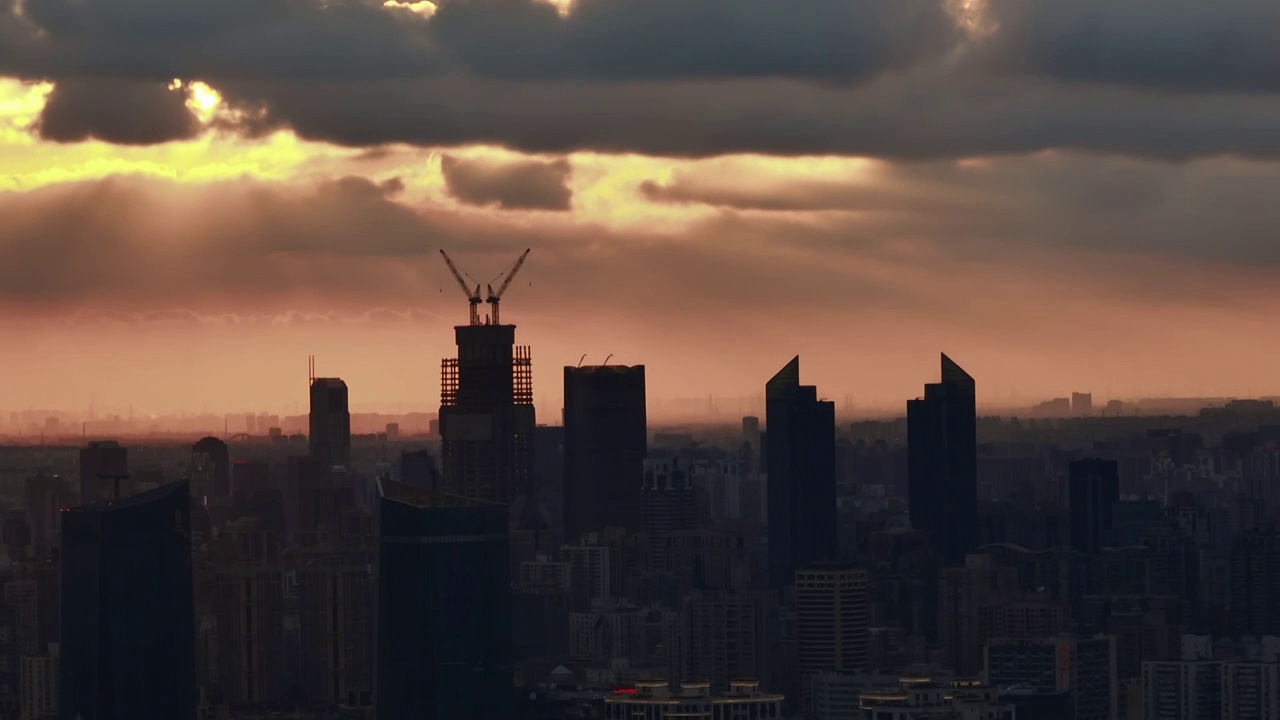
[1072,392,1093,414]
[77,441,127,506]
[795,563,869,712]
[563,365,647,543]
[297,550,374,707]
[192,436,230,498]
[641,457,697,571]
[399,449,439,492]
[375,480,512,720]
[59,480,195,720]
[1069,459,1120,556]
[310,377,352,468]
[908,353,978,567]
[766,356,837,590]
[439,325,535,504]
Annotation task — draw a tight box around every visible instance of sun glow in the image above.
[383,0,436,16]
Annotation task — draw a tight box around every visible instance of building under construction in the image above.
[437,249,536,505]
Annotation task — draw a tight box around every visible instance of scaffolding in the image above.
[513,345,533,406]
[440,358,459,407]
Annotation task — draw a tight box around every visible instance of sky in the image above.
[3,0,1280,418]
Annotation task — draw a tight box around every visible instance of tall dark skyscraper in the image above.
[765,356,837,590]
[309,376,352,468]
[439,324,536,504]
[78,440,128,505]
[562,365,647,543]
[374,480,512,720]
[1069,458,1120,555]
[907,353,978,568]
[59,480,195,720]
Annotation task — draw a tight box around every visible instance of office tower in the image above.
[297,551,374,707]
[375,480,512,720]
[310,376,352,469]
[908,353,978,568]
[795,563,869,712]
[985,635,1117,720]
[562,365,647,543]
[641,457,697,570]
[1069,459,1120,555]
[59,481,195,720]
[77,440,127,505]
[439,324,535,505]
[938,555,1021,675]
[766,357,837,590]
[192,436,231,498]
[213,519,286,705]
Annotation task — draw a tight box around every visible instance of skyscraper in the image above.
[1069,458,1120,555]
[765,356,837,590]
[908,353,978,568]
[375,480,512,720]
[59,480,195,720]
[562,365,647,543]
[439,324,536,504]
[309,377,352,469]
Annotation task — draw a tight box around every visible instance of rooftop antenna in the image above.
[603,354,613,367]
[578,354,587,368]
[440,249,483,325]
[484,248,531,325]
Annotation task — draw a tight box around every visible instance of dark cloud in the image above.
[2,0,1280,157]
[636,154,1280,273]
[440,155,572,210]
[428,0,956,82]
[978,0,1280,92]
[211,71,1280,160]
[35,79,200,144]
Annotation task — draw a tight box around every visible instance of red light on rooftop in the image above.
[611,688,636,695]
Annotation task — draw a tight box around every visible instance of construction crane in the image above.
[439,249,482,325]
[485,248,531,326]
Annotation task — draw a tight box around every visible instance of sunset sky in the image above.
[2,0,1280,417]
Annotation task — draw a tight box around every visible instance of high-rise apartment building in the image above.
[766,357,837,590]
[309,377,352,469]
[1141,635,1220,720]
[59,481,195,720]
[1070,458,1121,555]
[439,325,535,505]
[563,365,647,543]
[677,589,767,691]
[908,353,978,568]
[213,518,286,705]
[375,480,512,720]
[795,563,869,712]
[297,550,374,707]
